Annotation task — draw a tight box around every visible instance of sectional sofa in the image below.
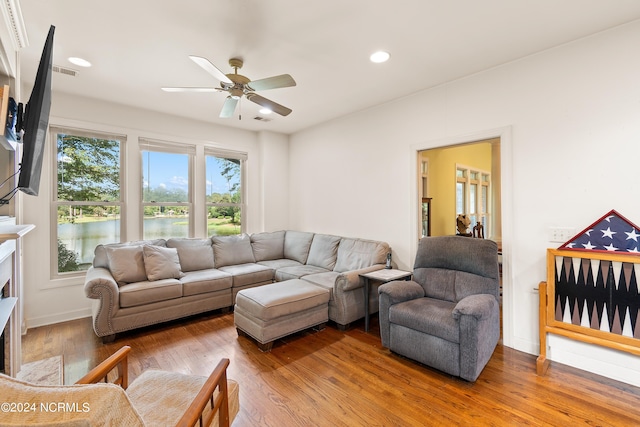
[84,230,390,341]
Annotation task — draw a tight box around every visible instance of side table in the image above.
[359,269,412,332]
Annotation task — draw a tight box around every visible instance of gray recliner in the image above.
[378,236,500,382]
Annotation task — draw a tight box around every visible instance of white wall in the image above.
[289,21,640,385]
[19,92,290,328]
[257,131,289,231]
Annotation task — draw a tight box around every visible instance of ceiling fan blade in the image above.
[161,87,221,93]
[246,93,292,116]
[247,74,296,91]
[189,55,233,84]
[220,96,239,118]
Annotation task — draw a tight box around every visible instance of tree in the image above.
[143,186,188,203]
[57,134,120,202]
[217,158,240,195]
[58,239,80,272]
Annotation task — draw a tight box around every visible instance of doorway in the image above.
[417,137,501,244]
[412,128,512,348]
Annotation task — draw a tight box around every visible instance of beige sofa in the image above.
[84,230,390,341]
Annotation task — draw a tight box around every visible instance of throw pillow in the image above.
[142,245,184,281]
[93,239,167,269]
[105,245,147,285]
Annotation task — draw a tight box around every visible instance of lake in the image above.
[58,217,189,265]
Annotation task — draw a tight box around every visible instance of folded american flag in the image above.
[560,210,640,254]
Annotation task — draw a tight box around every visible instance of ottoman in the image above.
[234,279,330,351]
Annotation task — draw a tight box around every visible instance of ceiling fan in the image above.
[162,56,296,118]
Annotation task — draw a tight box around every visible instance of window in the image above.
[52,127,124,275]
[141,140,194,239]
[206,149,246,236]
[456,165,490,235]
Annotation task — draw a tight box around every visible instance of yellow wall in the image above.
[421,141,493,236]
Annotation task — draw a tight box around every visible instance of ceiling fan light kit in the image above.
[163,56,296,119]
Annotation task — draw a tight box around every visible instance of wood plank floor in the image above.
[22,311,640,426]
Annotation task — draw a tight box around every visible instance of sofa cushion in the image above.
[119,279,182,308]
[301,271,339,299]
[455,271,499,303]
[94,239,166,269]
[180,269,233,297]
[143,245,184,281]
[250,231,285,262]
[414,268,458,302]
[275,265,330,282]
[256,259,302,270]
[306,234,341,270]
[334,238,389,272]
[105,245,147,285]
[166,238,215,272]
[218,263,274,287]
[389,297,459,343]
[212,234,256,268]
[284,231,314,264]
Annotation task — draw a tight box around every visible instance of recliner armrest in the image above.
[378,280,425,348]
[378,280,425,305]
[452,294,498,321]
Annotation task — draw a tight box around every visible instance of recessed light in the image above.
[68,57,92,67]
[370,51,390,63]
[259,108,272,115]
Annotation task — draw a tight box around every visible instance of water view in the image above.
[58,216,240,269]
[58,217,189,266]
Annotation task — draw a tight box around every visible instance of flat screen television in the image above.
[16,25,55,196]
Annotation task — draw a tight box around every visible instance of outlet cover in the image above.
[549,227,576,243]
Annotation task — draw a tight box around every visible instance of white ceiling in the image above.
[16,0,640,135]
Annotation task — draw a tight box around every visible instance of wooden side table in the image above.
[359,269,412,332]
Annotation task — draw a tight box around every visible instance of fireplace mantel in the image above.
[0,217,34,376]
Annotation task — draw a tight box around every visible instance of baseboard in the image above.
[511,336,538,356]
[25,308,92,331]
[548,335,640,388]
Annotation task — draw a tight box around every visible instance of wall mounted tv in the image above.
[15,25,55,197]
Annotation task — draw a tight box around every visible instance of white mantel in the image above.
[0,222,35,241]
[0,216,34,376]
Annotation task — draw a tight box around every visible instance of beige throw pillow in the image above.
[142,245,184,281]
[105,245,147,285]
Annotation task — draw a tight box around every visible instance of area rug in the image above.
[16,355,63,385]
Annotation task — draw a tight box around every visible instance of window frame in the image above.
[50,126,126,279]
[456,164,491,236]
[205,147,247,236]
[139,138,195,239]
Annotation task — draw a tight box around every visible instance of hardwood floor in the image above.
[22,311,640,426]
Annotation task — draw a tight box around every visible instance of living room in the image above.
[3,1,640,425]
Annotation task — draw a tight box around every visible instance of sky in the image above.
[142,151,237,196]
